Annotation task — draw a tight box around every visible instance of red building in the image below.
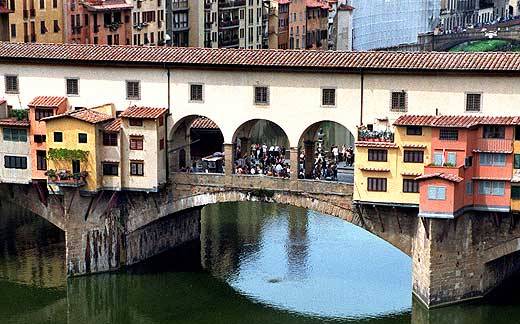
[65,0,133,45]
[395,115,519,218]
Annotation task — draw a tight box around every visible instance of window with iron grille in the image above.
[66,78,79,96]
[403,150,424,163]
[103,132,118,146]
[130,161,144,176]
[482,125,505,139]
[190,84,203,102]
[4,156,27,169]
[367,177,387,192]
[390,91,407,112]
[403,179,419,193]
[126,80,140,100]
[254,86,269,105]
[130,136,144,150]
[406,126,422,135]
[322,88,336,106]
[367,149,387,162]
[439,128,458,140]
[466,93,481,112]
[102,162,119,176]
[36,150,47,171]
[5,75,19,94]
[35,108,53,121]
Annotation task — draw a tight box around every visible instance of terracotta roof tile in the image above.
[394,115,520,128]
[0,118,30,127]
[355,141,398,148]
[401,171,422,177]
[359,167,390,172]
[28,96,67,108]
[3,43,520,73]
[415,172,463,183]
[472,176,511,181]
[402,143,427,149]
[103,118,122,132]
[190,117,219,129]
[43,108,112,124]
[83,0,132,11]
[120,106,167,119]
[0,99,6,105]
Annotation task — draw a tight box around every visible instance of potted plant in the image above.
[45,169,57,181]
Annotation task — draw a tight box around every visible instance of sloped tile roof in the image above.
[43,108,112,124]
[401,171,422,177]
[83,0,132,11]
[190,117,219,129]
[120,106,167,119]
[3,43,520,73]
[415,172,463,183]
[103,118,122,132]
[394,115,520,128]
[359,167,390,172]
[0,118,30,127]
[28,96,67,108]
[0,99,6,105]
[355,141,398,148]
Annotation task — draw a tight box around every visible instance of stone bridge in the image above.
[3,174,520,308]
[428,30,520,51]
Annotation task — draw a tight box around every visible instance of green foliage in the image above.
[47,148,89,162]
[9,109,28,121]
[449,40,514,52]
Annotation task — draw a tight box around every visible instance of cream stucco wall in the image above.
[3,63,520,152]
[0,126,32,184]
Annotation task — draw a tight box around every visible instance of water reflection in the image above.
[5,200,520,323]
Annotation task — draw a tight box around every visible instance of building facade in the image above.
[131,0,165,45]
[165,0,188,46]
[0,0,11,41]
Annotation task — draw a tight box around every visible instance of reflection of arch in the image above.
[232,119,290,158]
[169,115,224,172]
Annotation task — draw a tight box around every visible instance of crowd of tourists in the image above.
[234,144,290,178]
[298,145,354,181]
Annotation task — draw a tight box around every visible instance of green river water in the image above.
[1,201,520,324]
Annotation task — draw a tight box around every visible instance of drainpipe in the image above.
[165,66,171,180]
[360,70,364,127]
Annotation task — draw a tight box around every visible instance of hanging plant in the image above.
[47,148,89,162]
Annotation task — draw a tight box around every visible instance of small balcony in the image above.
[219,0,246,9]
[219,19,239,29]
[172,1,188,11]
[473,138,513,153]
[46,170,88,188]
[219,36,239,47]
[357,127,394,143]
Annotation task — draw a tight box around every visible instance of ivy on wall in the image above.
[47,148,89,162]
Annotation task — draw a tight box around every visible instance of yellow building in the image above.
[353,124,432,206]
[43,105,114,193]
[8,0,64,43]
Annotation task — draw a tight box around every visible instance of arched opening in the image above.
[170,115,224,173]
[232,119,290,178]
[297,121,354,182]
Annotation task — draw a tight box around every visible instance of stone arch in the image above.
[169,115,224,172]
[231,118,291,161]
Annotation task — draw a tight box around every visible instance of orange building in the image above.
[304,0,329,49]
[28,96,69,181]
[394,115,518,218]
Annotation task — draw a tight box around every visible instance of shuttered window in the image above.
[130,136,144,150]
[403,179,419,193]
[368,149,387,162]
[403,150,423,163]
[367,177,387,192]
[126,80,141,100]
[4,156,27,169]
[66,78,79,95]
[5,75,19,93]
[254,86,269,104]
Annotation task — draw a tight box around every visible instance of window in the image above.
[3,128,27,142]
[34,134,46,143]
[428,186,446,200]
[367,178,387,192]
[322,88,336,106]
[480,153,506,166]
[126,80,140,100]
[439,128,458,140]
[466,93,481,112]
[403,179,419,193]
[482,125,505,139]
[53,0,57,8]
[478,181,505,196]
[406,126,422,136]
[10,24,16,38]
[367,149,387,162]
[39,0,44,9]
[433,151,443,166]
[130,136,143,150]
[4,156,27,169]
[466,181,473,195]
[190,84,203,102]
[158,115,164,127]
[54,132,63,142]
[254,86,269,105]
[446,152,457,166]
[465,156,473,168]
[36,150,47,171]
[78,133,87,143]
[516,126,520,141]
[129,118,143,126]
[102,162,118,176]
[130,161,144,176]
[515,154,520,169]
[160,138,164,150]
[103,132,118,146]
[5,75,19,94]
[53,20,60,33]
[35,108,53,121]
[391,91,407,112]
[40,21,47,34]
[403,150,423,163]
[66,78,79,96]
[512,186,520,200]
